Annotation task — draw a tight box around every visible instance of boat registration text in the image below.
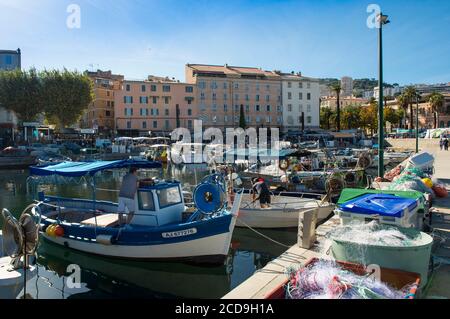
[162,228,197,238]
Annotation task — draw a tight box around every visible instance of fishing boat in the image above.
[28,160,243,264]
[236,193,335,229]
[0,147,37,169]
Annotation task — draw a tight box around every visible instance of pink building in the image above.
[115,76,196,136]
[185,64,283,130]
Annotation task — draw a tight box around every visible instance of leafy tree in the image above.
[320,107,335,130]
[341,105,361,129]
[239,104,246,129]
[384,106,400,129]
[41,69,94,128]
[330,82,342,131]
[396,94,409,128]
[360,100,378,136]
[428,92,445,129]
[0,68,45,122]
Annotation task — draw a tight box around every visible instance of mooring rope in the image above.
[236,217,292,249]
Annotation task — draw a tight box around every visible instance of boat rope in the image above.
[95,188,120,193]
[236,217,292,249]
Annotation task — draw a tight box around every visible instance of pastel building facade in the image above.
[320,96,369,110]
[280,73,320,132]
[81,70,124,135]
[185,64,283,130]
[114,77,196,136]
[341,76,353,97]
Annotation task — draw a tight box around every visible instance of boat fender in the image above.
[96,234,113,245]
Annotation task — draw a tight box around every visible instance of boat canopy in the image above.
[29,159,162,177]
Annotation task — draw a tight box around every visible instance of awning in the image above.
[29,159,162,177]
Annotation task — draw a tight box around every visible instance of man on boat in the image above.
[118,167,139,225]
[252,177,271,208]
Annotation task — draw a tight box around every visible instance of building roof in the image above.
[187,64,280,78]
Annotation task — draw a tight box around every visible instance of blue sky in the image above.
[1,0,449,85]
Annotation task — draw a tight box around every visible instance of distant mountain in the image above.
[319,78,396,91]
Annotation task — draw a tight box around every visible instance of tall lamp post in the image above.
[416,93,420,153]
[377,12,390,178]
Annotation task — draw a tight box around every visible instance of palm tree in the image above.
[396,94,408,128]
[320,107,334,130]
[428,92,445,129]
[330,82,342,131]
[401,86,418,130]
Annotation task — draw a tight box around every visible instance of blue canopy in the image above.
[29,159,162,177]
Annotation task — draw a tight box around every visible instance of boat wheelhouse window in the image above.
[157,187,182,208]
[138,191,155,211]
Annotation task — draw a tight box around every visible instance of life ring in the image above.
[279,159,290,171]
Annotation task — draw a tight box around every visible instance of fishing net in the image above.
[285,259,415,299]
[326,221,422,247]
[387,166,434,196]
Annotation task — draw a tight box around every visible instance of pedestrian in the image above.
[251,177,271,208]
[445,138,449,151]
[440,138,444,151]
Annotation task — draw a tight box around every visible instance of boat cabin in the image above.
[132,180,185,227]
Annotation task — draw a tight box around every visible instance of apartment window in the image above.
[234,94,239,101]
[266,84,270,91]
[299,92,303,100]
[107,91,110,97]
[140,108,145,116]
[142,121,147,129]
[299,104,304,112]
[256,116,261,123]
[307,116,312,124]
[245,84,249,91]
[140,96,148,104]
[256,95,260,102]
[287,104,292,112]
[185,86,193,93]
[111,101,115,107]
[256,84,260,91]
[210,81,217,89]
[307,105,311,112]
[223,93,228,100]
[288,92,292,100]
[287,82,292,88]
[198,82,206,89]
[246,115,251,122]
[245,105,250,112]
[187,120,193,129]
[124,96,133,104]
[107,101,111,107]
[212,93,217,100]
[212,104,217,111]
[223,82,228,89]
[266,95,270,102]
[151,85,157,92]
[200,92,205,100]
[126,84,131,91]
[187,99,192,105]
[277,105,282,112]
[234,105,239,112]
[127,121,131,129]
[105,111,111,117]
[165,120,170,130]
[165,109,169,116]
[299,82,303,89]
[307,82,311,89]
[224,115,228,123]
[162,85,171,92]
[307,93,311,100]
[187,109,192,116]
[266,116,271,123]
[245,94,249,101]
[153,121,158,128]
[141,85,146,92]
[255,105,260,112]
[152,97,157,104]
[164,97,170,104]
[234,83,239,89]
[266,105,271,112]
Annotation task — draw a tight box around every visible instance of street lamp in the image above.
[377,12,390,178]
[416,93,420,153]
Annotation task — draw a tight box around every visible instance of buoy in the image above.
[422,178,433,188]
[46,224,57,237]
[54,225,64,237]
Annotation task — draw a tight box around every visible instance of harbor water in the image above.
[0,166,297,299]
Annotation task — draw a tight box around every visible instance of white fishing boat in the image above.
[27,160,243,264]
[236,194,335,229]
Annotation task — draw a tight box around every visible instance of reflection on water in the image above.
[0,166,297,299]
